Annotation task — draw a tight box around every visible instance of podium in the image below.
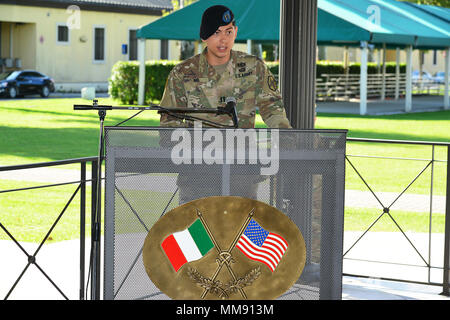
[103,127,346,300]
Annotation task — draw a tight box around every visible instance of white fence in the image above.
[315,73,444,101]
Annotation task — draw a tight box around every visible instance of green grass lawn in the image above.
[0,179,180,242]
[315,111,449,196]
[344,206,445,233]
[0,97,160,167]
[1,97,448,164]
[0,179,92,242]
[0,97,449,242]
[315,111,450,143]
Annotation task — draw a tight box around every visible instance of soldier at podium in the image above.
[159,5,292,203]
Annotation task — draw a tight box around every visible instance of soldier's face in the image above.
[202,23,238,65]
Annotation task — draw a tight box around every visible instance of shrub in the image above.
[109,60,407,104]
[348,62,406,74]
[109,60,179,104]
[317,60,345,76]
[266,62,279,76]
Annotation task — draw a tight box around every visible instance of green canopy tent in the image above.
[137,0,280,42]
[137,0,449,47]
[136,0,449,114]
[318,0,450,49]
[406,2,450,24]
[317,0,450,113]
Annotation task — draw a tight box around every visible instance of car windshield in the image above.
[0,71,21,80]
[0,72,12,80]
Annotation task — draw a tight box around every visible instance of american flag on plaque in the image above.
[236,219,288,272]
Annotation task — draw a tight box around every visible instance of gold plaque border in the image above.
[142,196,306,300]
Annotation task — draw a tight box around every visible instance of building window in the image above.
[57,24,69,44]
[433,50,437,65]
[160,39,168,60]
[129,30,137,60]
[94,27,105,62]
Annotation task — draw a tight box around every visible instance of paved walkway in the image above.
[0,167,445,213]
[0,235,448,300]
[1,167,449,300]
[316,95,446,115]
[0,95,448,300]
[0,92,109,101]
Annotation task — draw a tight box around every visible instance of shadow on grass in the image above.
[0,119,161,163]
[0,126,101,161]
[9,106,161,124]
[340,129,450,143]
[317,110,450,121]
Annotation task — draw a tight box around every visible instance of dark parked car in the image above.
[433,71,445,84]
[411,70,433,84]
[0,70,55,98]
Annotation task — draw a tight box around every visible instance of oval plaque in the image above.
[142,196,306,300]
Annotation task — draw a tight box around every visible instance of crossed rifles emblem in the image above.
[191,208,257,299]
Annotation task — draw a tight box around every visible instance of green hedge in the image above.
[109,60,406,104]
[348,62,407,74]
[109,60,180,104]
[269,60,406,78]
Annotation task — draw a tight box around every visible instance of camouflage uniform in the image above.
[159,49,291,204]
[160,49,291,129]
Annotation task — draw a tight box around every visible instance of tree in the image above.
[163,1,199,60]
[163,0,198,16]
[399,0,450,8]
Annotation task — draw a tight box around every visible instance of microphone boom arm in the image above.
[73,100,239,128]
[151,105,238,128]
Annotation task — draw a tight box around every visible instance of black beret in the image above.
[200,5,235,40]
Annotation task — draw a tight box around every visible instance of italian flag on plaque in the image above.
[161,219,214,272]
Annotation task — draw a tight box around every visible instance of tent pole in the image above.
[377,48,381,73]
[279,0,317,129]
[405,45,412,112]
[344,46,349,98]
[395,47,400,100]
[247,40,252,54]
[445,47,449,110]
[360,41,368,115]
[138,38,146,105]
[381,43,386,101]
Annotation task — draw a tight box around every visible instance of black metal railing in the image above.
[344,138,450,296]
[0,156,98,300]
[0,138,449,299]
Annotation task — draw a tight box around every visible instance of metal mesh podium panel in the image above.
[104,127,346,300]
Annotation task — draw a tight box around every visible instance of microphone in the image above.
[223,97,239,128]
[74,99,112,110]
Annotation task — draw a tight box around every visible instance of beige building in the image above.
[319,45,447,76]
[0,0,179,92]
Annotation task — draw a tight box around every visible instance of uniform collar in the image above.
[200,48,236,80]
